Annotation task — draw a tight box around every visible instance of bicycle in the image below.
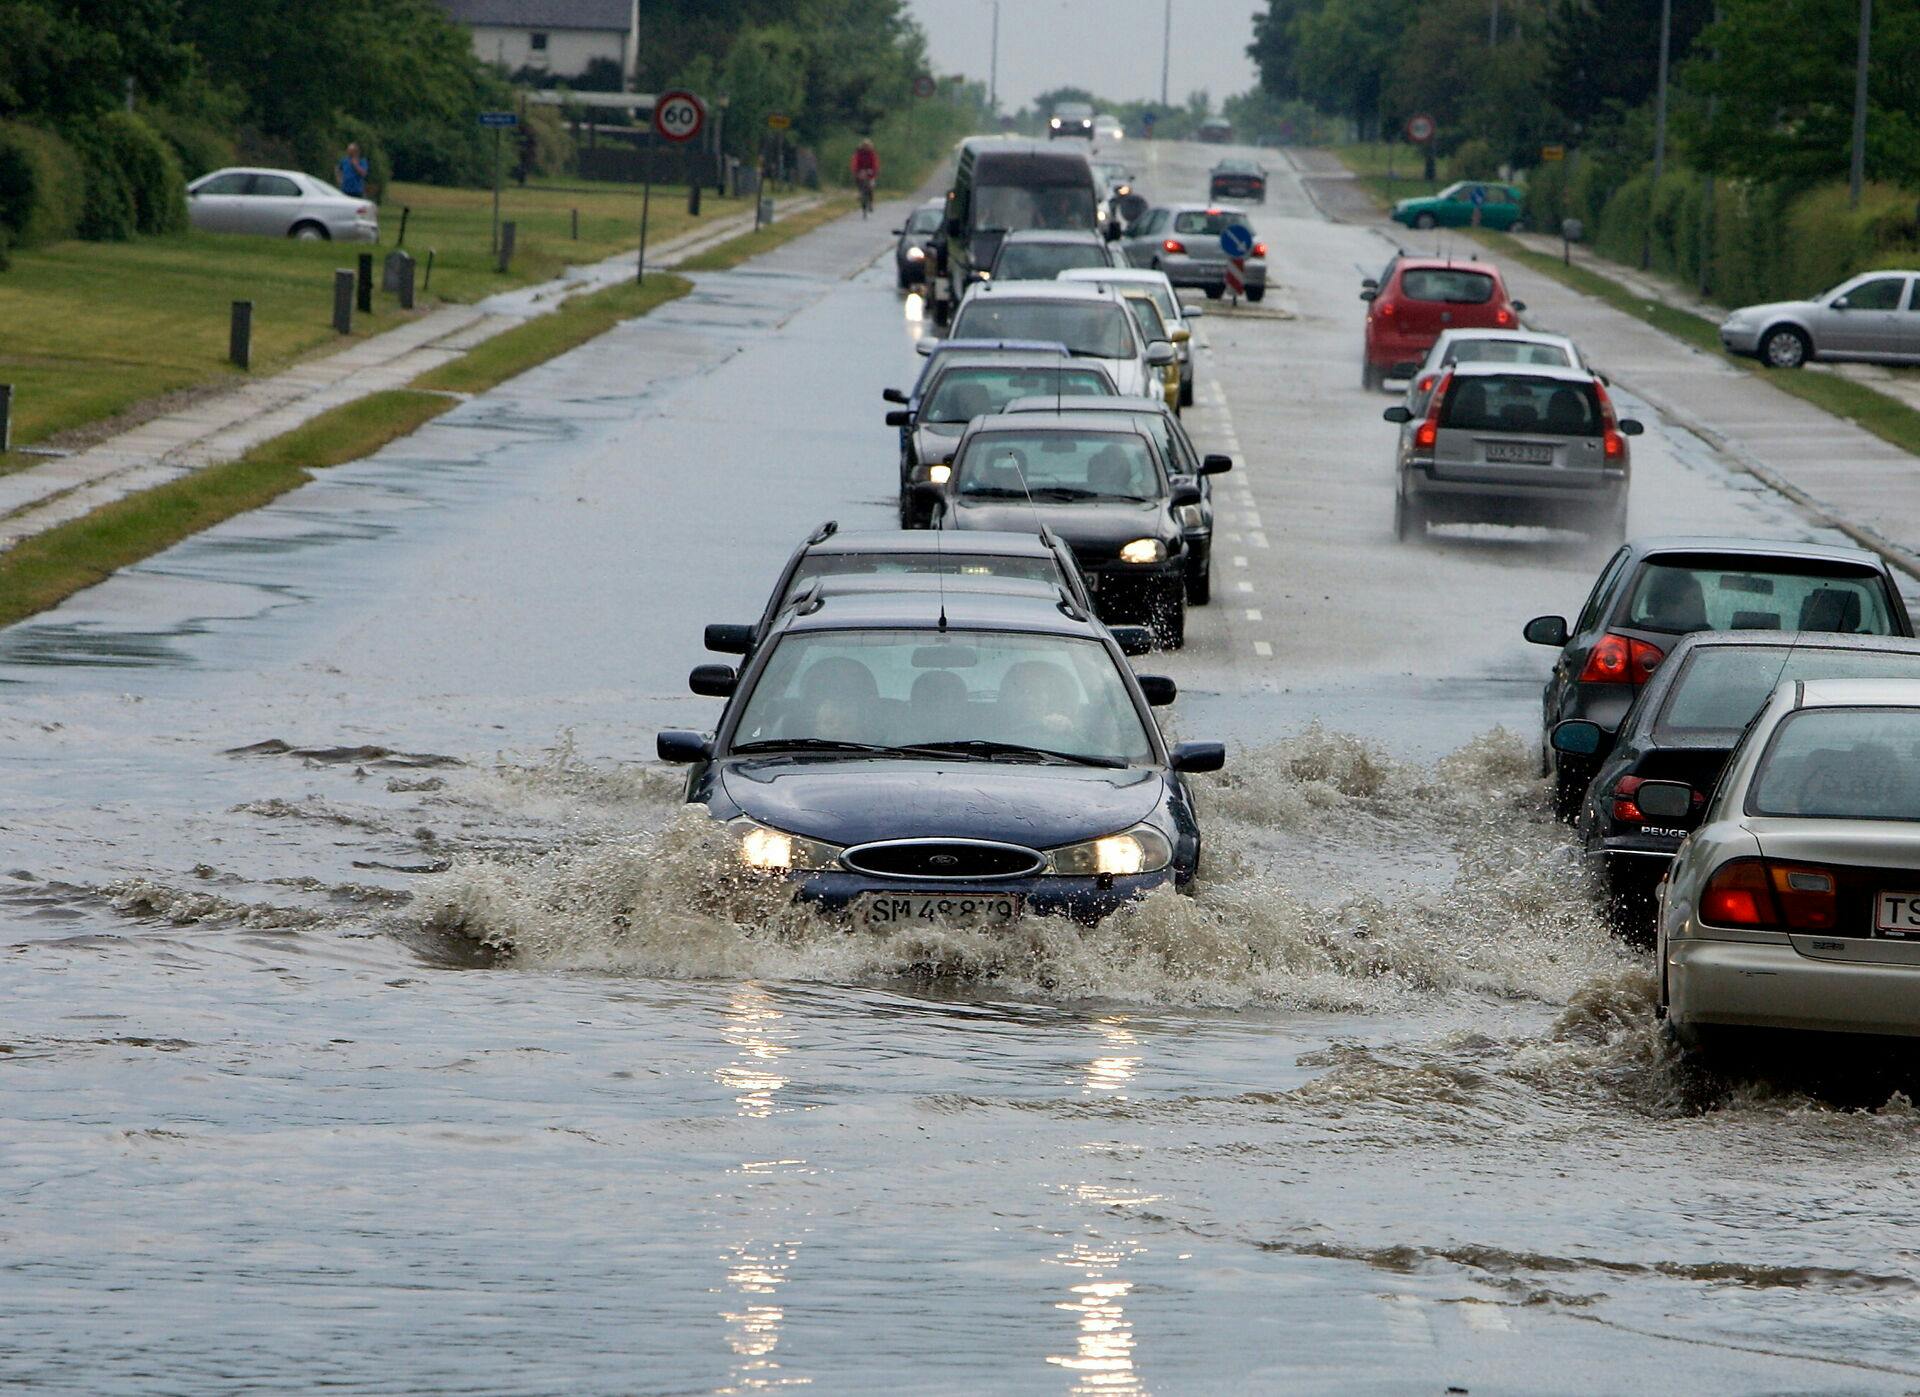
[857,172,875,218]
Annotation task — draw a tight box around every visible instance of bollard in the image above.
[229,300,253,370]
[570,207,579,240]
[357,252,374,314]
[688,182,701,217]
[498,220,516,273]
[398,255,415,310]
[333,269,354,334]
[0,383,11,453]
[424,249,435,293]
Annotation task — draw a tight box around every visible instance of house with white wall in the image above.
[441,0,639,87]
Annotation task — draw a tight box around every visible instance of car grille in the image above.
[842,839,1044,881]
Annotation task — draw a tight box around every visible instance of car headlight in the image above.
[732,819,843,872]
[906,246,925,261]
[1046,824,1174,876]
[1118,538,1167,564]
[928,462,952,484]
[1050,118,1063,128]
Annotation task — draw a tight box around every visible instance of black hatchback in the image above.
[657,590,1226,928]
[1524,536,1913,819]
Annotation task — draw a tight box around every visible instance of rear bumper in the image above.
[1669,938,1920,1038]
[1406,465,1626,524]
[337,218,380,243]
[1159,257,1266,291]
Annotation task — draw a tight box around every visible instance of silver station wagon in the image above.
[1385,362,1643,541]
[1653,677,1920,1049]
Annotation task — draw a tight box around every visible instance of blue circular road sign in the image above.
[1470,184,1488,206]
[1219,222,1255,258]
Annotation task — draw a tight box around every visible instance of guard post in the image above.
[332,270,354,334]
[0,383,12,453]
[357,252,374,313]
[229,301,253,369]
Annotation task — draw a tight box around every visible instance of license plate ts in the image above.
[860,893,1023,930]
[1874,891,1920,937]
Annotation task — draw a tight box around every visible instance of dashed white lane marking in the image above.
[1457,1301,1514,1333]
[1249,531,1269,549]
[1253,640,1273,658]
[1232,555,1248,568]
[1235,581,1253,593]
[1244,510,1264,529]
[1383,1295,1436,1348]
[1245,608,1263,621]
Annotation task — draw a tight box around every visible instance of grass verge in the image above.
[674,197,856,272]
[1332,142,1444,206]
[1490,236,1920,458]
[412,274,692,395]
[0,390,452,628]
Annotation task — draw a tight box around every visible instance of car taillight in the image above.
[1377,299,1396,318]
[1578,633,1664,685]
[1414,369,1451,450]
[1594,380,1625,459]
[1612,775,1646,824]
[1701,858,1837,931]
[1252,242,1267,256]
[1162,239,1186,254]
[1416,374,1436,393]
[1603,428,1625,459]
[1495,307,1513,326]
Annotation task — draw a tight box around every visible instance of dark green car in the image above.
[1390,181,1527,231]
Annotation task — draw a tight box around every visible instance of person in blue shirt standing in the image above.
[338,142,368,198]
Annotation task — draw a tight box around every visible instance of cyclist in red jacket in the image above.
[852,138,880,216]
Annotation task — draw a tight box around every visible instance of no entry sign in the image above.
[654,90,705,144]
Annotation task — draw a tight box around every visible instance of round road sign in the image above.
[654,90,705,144]
[1405,113,1436,143]
[913,74,937,99]
[1219,222,1255,259]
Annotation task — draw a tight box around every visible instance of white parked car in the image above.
[186,167,378,242]
[944,280,1175,403]
[1653,677,1920,1050]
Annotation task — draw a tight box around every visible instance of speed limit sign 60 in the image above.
[654,90,705,144]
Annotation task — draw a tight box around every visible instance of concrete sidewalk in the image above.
[0,194,821,551]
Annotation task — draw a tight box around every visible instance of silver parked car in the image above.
[1719,270,1920,369]
[1116,203,1266,302]
[1652,677,1920,1048]
[186,167,379,242]
[1383,362,1642,540]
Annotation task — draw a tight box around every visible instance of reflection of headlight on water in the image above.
[1048,825,1173,876]
[734,820,843,872]
[1118,538,1166,564]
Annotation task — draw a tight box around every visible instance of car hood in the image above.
[718,758,1165,848]
[1724,298,1816,323]
[912,422,965,462]
[947,497,1174,557]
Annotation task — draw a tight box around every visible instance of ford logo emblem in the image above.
[927,854,959,868]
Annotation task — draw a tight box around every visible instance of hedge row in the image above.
[0,112,187,249]
[1524,156,1920,306]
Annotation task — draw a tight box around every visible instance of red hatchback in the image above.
[1360,256,1525,389]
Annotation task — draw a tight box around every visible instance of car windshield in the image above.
[907,208,943,233]
[923,366,1113,422]
[1171,210,1244,236]
[1623,561,1894,636]
[973,184,1097,232]
[950,300,1133,359]
[1402,269,1495,303]
[786,551,1061,602]
[955,430,1160,502]
[1750,707,1920,820]
[1440,374,1601,435]
[996,242,1110,279]
[732,629,1155,765]
[1072,277,1178,321]
[1446,340,1572,368]
[1656,648,1920,738]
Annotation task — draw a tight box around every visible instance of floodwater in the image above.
[7,153,1920,1394]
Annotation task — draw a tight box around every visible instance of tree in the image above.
[1542,0,1713,138]
[0,0,190,120]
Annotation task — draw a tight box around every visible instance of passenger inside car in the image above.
[1625,563,1892,634]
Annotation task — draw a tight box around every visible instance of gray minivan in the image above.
[934,139,1104,325]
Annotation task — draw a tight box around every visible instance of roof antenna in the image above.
[935,519,948,631]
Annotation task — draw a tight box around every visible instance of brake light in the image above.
[1612,775,1645,824]
[1578,632,1664,685]
[1594,380,1626,460]
[1417,374,1436,394]
[1162,239,1186,254]
[1495,307,1513,326]
[1377,299,1396,318]
[1603,428,1625,459]
[1701,859,1837,931]
[1252,242,1267,257]
[1414,369,1451,450]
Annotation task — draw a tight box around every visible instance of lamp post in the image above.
[988,0,1000,111]
[1643,0,1672,269]
[1161,0,1172,109]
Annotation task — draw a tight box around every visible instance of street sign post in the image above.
[640,90,705,283]
[1406,113,1437,181]
[479,111,518,254]
[1220,222,1254,304]
[1141,109,1157,141]
[1469,182,1487,227]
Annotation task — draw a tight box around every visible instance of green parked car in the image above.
[1390,181,1527,232]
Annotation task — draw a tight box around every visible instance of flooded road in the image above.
[7,146,1920,1394]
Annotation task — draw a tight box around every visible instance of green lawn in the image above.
[0,176,743,466]
[1332,142,1445,205]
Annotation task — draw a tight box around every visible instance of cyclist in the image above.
[851,138,880,216]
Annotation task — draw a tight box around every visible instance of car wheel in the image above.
[1179,376,1194,407]
[1186,558,1211,605]
[1246,286,1265,303]
[1414,212,1437,231]
[1551,760,1591,824]
[1760,324,1811,369]
[1203,286,1223,300]
[290,222,330,242]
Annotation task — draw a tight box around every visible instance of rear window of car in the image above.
[1655,647,1920,738]
[1749,707,1920,819]
[995,242,1110,280]
[1447,341,1571,368]
[1622,560,1895,636]
[788,552,1059,599]
[923,365,1113,422]
[1439,375,1601,435]
[1172,210,1244,235]
[1401,269,1495,304]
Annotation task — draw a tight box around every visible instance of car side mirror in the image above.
[1111,625,1154,656]
[883,387,908,404]
[1147,341,1175,366]
[1136,674,1177,706]
[1832,295,1852,311]
[1635,780,1694,820]
[1523,614,1569,647]
[1383,405,1413,423]
[1359,288,1377,302]
[657,730,712,764]
[1618,419,1645,436]
[885,410,910,427]
[1170,740,1225,773]
[704,623,755,655]
[915,340,934,356]
[1550,719,1606,756]
[689,664,737,698]
[1200,453,1232,475]
[1511,300,1527,313]
[1171,484,1202,508]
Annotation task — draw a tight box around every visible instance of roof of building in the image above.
[441,0,633,32]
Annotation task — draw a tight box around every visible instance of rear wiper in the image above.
[732,738,906,756]
[898,739,1125,768]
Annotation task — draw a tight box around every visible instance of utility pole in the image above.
[1644,0,1672,269]
[1161,0,1172,109]
[1850,0,1871,207]
[989,0,1000,112]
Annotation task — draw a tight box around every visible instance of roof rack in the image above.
[807,520,839,545]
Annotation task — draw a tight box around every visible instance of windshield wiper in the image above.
[897,739,1125,768]
[960,486,1031,498]
[1029,486,1098,500]
[732,738,907,756]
